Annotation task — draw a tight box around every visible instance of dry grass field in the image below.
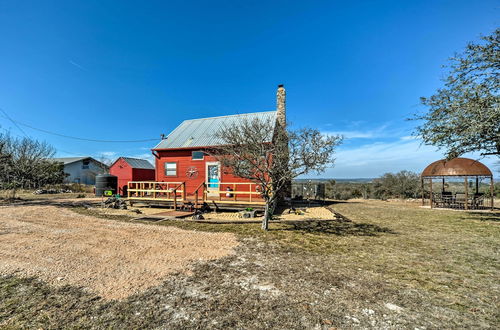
[0,197,498,329]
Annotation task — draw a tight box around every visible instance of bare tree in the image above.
[212,118,342,230]
[0,132,65,197]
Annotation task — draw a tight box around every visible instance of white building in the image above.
[51,157,109,185]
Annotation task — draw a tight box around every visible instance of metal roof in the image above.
[421,157,493,177]
[51,157,90,165]
[120,157,154,169]
[153,111,277,149]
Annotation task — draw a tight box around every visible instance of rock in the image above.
[345,316,360,323]
[362,308,375,315]
[385,303,403,312]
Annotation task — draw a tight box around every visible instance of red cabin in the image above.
[109,157,155,195]
[151,110,278,201]
[127,85,286,209]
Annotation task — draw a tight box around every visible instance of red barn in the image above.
[109,157,155,195]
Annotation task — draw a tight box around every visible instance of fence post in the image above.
[421,178,424,206]
[491,176,495,210]
[429,179,433,208]
[464,176,468,210]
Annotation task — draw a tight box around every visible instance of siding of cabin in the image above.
[155,148,256,196]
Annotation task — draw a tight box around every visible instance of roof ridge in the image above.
[183,110,276,122]
[122,156,148,160]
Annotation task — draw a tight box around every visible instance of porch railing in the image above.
[127,181,265,207]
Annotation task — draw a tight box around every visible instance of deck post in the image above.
[182,182,186,201]
[464,176,468,210]
[173,190,177,210]
[233,183,236,202]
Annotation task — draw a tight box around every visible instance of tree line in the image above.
[324,170,499,200]
[325,171,421,200]
[0,132,66,196]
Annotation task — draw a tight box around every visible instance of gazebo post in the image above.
[421,177,425,206]
[464,176,468,210]
[491,176,495,210]
[475,177,479,194]
[429,178,433,208]
[442,178,445,193]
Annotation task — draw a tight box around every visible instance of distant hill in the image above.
[294,178,374,183]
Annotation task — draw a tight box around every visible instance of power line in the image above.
[0,109,159,143]
[0,108,29,137]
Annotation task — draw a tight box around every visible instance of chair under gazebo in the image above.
[421,157,494,210]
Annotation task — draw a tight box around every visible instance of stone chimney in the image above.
[276,84,286,127]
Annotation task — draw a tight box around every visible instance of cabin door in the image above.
[206,162,220,197]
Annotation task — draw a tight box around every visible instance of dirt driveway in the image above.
[0,205,237,300]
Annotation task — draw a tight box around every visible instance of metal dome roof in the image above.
[421,157,493,177]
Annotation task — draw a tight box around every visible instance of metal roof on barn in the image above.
[120,157,154,169]
[153,111,277,149]
[51,157,91,165]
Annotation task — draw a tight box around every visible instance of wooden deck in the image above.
[127,181,266,210]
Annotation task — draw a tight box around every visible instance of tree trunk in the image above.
[262,202,270,230]
[262,198,277,231]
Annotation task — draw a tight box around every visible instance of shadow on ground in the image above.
[0,198,98,208]
[274,219,395,236]
[461,211,500,222]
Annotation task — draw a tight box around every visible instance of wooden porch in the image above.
[127,181,266,210]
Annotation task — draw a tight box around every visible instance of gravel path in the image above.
[0,205,237,300]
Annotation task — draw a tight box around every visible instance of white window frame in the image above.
[165,162,177,177]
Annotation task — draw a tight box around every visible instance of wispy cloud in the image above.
[400,135,417,141]
[69,60,87,71]
[98,151,117,158]
[323,123,390,139]
[129,153,155,164]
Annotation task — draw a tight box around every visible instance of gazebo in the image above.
[421,157,494,210]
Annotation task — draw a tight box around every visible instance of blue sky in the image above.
[0,0,498,178]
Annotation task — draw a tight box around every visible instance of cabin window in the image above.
[82,160,90,169]
[165,162,177,176]
[192,151,204,160]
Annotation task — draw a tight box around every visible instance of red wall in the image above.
[155,148,256,195]
[110,158,155,195]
